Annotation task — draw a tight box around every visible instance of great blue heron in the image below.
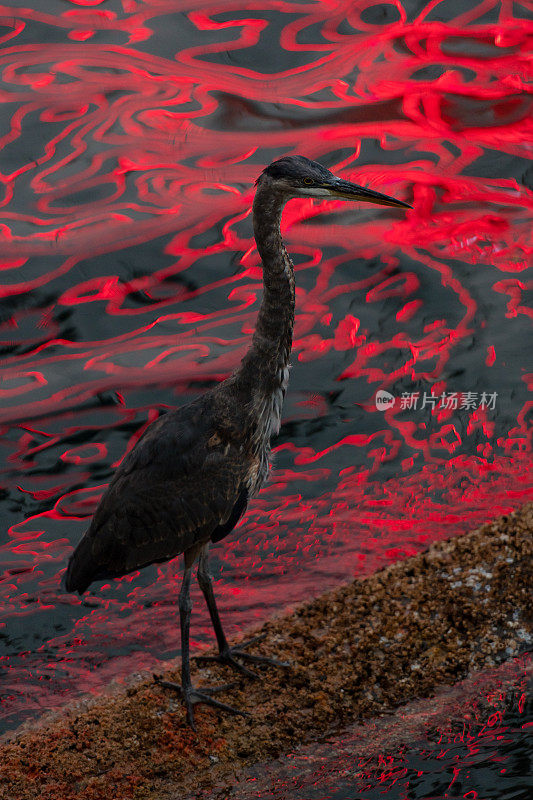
[64,155,411,728]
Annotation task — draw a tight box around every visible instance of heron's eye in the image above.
[303,178,314,185]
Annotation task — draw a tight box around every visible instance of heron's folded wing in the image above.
[67,402,249,588]
[90,457,245,574]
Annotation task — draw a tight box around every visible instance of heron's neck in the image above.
[236,184,295,399]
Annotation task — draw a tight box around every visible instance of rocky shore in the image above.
[1,503,531,800]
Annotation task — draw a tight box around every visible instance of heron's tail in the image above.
[63,535,94,595]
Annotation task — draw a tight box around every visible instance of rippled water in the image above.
[226,658,532,800]
[0,0,531,766]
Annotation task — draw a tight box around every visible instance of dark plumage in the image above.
[65,390,253,593]
[64,155,411,728]
[260,154,332,183]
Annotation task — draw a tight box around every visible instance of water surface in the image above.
[226,659,531,800]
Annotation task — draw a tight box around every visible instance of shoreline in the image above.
[226,654,531,800]
[1,503,531,800]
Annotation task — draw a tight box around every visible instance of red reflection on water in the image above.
[0,0,531,735]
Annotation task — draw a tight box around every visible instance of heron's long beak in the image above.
[328,179,412,209]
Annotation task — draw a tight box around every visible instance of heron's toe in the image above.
[196,635,290,677]
[230,648,290,669]
[195,651,260,679]
[228,632,291,668]
[154,675,247,729]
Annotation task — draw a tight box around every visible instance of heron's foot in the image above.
[196,633,290,679]
[153,675,246,731]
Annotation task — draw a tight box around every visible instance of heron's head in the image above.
[257,155,411,210]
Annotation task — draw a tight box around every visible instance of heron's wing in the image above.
[65,399,251,592]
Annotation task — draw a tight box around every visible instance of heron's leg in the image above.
[178,565,194,696]
[196,545,290,677]
[197,546,233,652]
[154,564,246,730]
